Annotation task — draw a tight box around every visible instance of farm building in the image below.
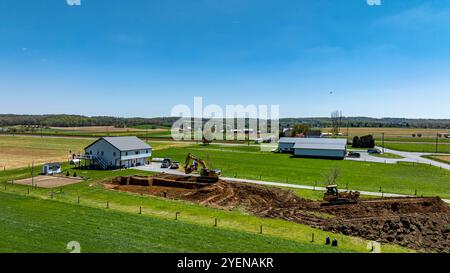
[278,137,347,159]
[42,163,62,175]
[83,136,152,169]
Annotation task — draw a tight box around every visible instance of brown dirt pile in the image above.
[107,174,450,252]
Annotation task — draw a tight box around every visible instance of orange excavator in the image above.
[184,153,221,183]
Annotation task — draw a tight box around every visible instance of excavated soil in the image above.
[106,174,450,252]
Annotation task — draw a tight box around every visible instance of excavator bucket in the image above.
[184,153,221,183]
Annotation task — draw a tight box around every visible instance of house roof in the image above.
[85,136,151,151]
[279,137,347,145]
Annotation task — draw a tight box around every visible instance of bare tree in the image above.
[324,167,341,185]
[331,110,343,136]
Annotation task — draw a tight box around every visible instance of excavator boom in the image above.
[184,153,221,183]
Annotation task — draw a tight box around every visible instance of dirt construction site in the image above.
[104,174,450,253]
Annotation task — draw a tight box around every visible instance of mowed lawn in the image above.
[381,142,450,154]
[0,136,92,170]
[156,144,450,198]
[0,192,343,253]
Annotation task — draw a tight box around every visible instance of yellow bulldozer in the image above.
[184,153,221,183]
[322,185,360,205]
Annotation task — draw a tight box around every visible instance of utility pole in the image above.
[346,121,350,143]
[436,133,439,153]
[31,161,34,188]
[382,133,385,154]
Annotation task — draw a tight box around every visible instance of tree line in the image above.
[0,114,449,129]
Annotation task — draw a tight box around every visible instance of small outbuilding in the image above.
[42,163,62,175]
[278,137,347,159]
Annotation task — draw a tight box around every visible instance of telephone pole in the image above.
[436,133,439,153]
[382,133,385,154]
[346,121,350,143]
[31,161,34,188]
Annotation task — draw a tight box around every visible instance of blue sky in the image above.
[0,0,450,118]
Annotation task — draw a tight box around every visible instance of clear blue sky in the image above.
[1,0,449,118]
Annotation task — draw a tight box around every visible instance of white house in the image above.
[84,136,152,169]
[278,137,347,159]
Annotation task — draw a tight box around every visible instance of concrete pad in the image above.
[14,175,84,188]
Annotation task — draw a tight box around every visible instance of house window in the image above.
[89,151,92,155]
[125,152,128,156]
[113,152,116,156]
[101,151,104,156]
[135,151,139,155]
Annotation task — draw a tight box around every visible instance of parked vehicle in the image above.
[347,152,361,158]
[170,161,180,169]
[162,158,172,165]
[161,162,170,168]
[367,149,381,154]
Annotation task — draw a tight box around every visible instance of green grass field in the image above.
[0,165,409,253]
[1,135,449,197]
[155,144,450,198]
[1,192,345,253]
[380,137,450,143]
[0,135,448,253]
[380,142,450,154]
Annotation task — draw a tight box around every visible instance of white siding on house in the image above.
[86,138,121,167]
[85,137,152,168]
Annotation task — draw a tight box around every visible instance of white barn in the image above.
[84,136,152,169]
[278,137,347,159]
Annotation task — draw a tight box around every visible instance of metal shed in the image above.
[278,137,347,159]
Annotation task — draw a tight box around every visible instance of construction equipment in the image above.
[184,153,221,183]
[322,185,360,205]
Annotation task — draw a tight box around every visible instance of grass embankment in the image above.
[0,166,409,253]
[156,144,450,198]
[1,192,341,253]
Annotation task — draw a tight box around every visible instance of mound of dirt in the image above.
[106,174,450,252]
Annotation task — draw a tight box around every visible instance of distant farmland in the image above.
[0,136,187,170]
[324,127,450,138]
[0,136,91,170]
